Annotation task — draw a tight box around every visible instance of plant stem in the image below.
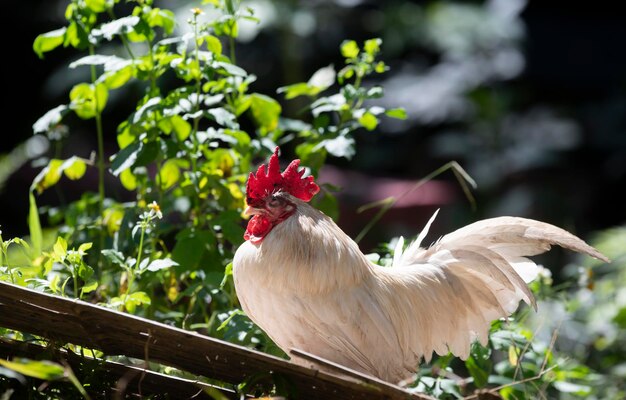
[89,45,106,264]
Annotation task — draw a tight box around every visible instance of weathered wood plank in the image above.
[0,338,237,399]
[0,281,432,400]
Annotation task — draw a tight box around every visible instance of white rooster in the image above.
[233,147,609,383]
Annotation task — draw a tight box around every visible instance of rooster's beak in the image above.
[244,206,263,216]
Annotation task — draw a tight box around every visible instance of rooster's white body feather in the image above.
[233,199,608,383]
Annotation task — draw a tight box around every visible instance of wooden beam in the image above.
[0,281,432,400]
[0,338,237,399]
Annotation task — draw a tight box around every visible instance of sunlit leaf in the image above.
[0,358,65,380]
[85,0,108,13]
[341,40,359,58]
[158,160,181,190]
[358,111,378,131]
[28,193,43,257]
[69,83,108,119]
[81,280,99,295]
[147,8,176,34]
[205,34,222,55]
[364,38,382,55]
[61,156,87,180]
[32,105,68,134]
[385,108,407,120]
[249,93,281,133]
[110,142,141,176]
[146,258,179,272]
[208,108,238,129]
[33,27,66,59]
[53,237,68,260]
[92,16,140,41]
[101,249,126,267]
[119,168,137,190]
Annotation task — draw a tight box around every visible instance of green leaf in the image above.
[53,237,68,260]
[205,34,222,55]
[358,111,378,131]
[101,65,134,89]
[465,342,492,388]
[249,93,281,133]
[308,65,336,90]
[33,28,66,59]
[110,142,141,176]
[119,168,137,190]
[28,193,43,257]
[553,381,592,395]
[81,280,99,295]
[277,82,318,100]
[172,229,216,270]
[32,105,69,134]
[92,16,140,41]
[145,258,179,272]
[319,136,355,159]
[101,249,126,267]
[76,262,94,281]
[158,160,180,190]
[61,156,87,180]
[385,108,407,120]
[78,243,93,253]
[207,108,238,129]
[341,40,359,59]
[364,38,382,55]
[214,61,247,77]
[170,115,192,141]
[32,159,63,194]
[69,83,108,119]
[31,157,88,193]
[147,8,176,34]
[0,358,65,380]
[85,0,108,13]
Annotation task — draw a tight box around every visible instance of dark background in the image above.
[2,1,625,259]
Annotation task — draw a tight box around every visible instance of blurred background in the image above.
[2,0,625,259]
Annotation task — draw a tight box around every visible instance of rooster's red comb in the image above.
[246,147,320,205]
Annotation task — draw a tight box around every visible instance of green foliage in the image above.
[2,0,623,399]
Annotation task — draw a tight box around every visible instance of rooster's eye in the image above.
[267,196,285,208]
